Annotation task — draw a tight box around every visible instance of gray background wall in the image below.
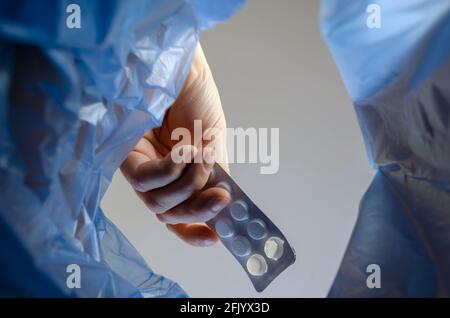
[102,0,374,297]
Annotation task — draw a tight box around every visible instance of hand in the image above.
[121,44,230,247]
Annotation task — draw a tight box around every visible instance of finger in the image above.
[121,145,197,192]
[166,223,218,247]
[157,187,231,224]
[141,149,214,213]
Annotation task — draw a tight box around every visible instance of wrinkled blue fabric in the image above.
[321,0,450,297]
[0,0,244,297]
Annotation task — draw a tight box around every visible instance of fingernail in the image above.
[211,198,227,212]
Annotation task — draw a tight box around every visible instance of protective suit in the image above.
[321,0,450,297]
[0,0,243,297]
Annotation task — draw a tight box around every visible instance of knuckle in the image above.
[163,160,181,177]
[129,175,146,192]
[144,195,166,213]
[156,213,168,223]
[158,210,181,225]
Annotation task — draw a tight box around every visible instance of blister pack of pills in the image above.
[206,164,296,292]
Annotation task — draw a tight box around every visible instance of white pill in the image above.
[247,219,267,240]
[264,236,285,261]
[230,200,249,221]
[246,254,268,276]
[230,236,251,257]
[215,218,234,238]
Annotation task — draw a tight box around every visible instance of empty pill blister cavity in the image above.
[230,200,249,221]
[230,236,251,257]
[246,254,268,276]
[215,218,234,238]
[264,236,285,261]
[247,219,267,240]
